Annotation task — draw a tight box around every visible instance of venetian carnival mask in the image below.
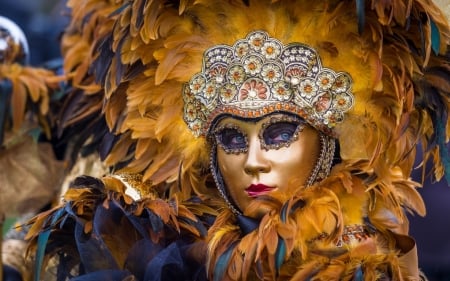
[183,31,353,214]
[214,113,323,214]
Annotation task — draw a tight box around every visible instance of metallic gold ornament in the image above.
[183,31,354,137]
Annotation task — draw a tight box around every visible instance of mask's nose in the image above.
[243,136,271,175]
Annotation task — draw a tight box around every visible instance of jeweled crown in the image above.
[183,31,354,137]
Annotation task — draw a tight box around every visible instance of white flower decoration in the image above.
[332,73,351,93]
[184,103,198,121]
[189,74,206,94]
[204,81,216,100]
[189,119,203,136]
[182,86,194,102]
[316,71,335,90]
[243,56,262,75]
[272,81,292,101]
[248,32,265,50]
[333,93,353,111]
[228,65,246,85]
[220,84,237,103]
[261,63,282,83]
[299,78,318,98]
[261,41,281,59]
[234,42,249,58]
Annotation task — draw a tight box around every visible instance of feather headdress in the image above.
[26,0,450,280]
[55,0,450,196]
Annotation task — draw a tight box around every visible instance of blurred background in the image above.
[0,0,68,65]
[0,0,450,280]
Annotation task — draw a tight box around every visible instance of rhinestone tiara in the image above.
[183,31,354,137]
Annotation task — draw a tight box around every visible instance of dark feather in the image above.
[70,270,134,281]
[133,0,146,31]
[0,78,12,145]
[92,34,114,86]
[179,216,208,237]
[124,239,164,280]
[125,215,153,240]
[237,215,259,234]
[146,208,165,234]
[355,0,365,34]
[74,221,120,273]
[418,15,426,60]
[143,242,187,281]
[34,207,67,281]
[71,175,105,190]
[113,36,127,90]
[99,127,118,160]
[124,61,146,81]
[109,2,132,18]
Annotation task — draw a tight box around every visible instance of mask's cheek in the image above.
[217,149,251,211]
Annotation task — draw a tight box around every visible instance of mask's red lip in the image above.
[245,184,275,197]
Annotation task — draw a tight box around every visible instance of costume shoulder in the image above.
[25,174,220,280]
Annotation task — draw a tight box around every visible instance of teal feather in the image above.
[213,243,236,281]
[34,230,50,281]
[28,128,42,142]
[437,121,450,184]
[34,208,66,281]
[353,265,364,281]
[275,237,286,273]
[355,0,365,34]
[280,202,289,223]
[430,19,440,55]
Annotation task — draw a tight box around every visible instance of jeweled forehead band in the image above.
[183,30,354,137]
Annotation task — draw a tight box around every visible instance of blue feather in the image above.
[34,208,66,281]
[280,203,289,223]
[0,79,12,145]
[430,19,440,55]
[353,265,364,281]
[214,243,236,281]
[275,238,286,272]
[356,0,365,34]
[70,270,133,281]
[34,230,50,281]
[437,121,450,184]
[237,215,259,234]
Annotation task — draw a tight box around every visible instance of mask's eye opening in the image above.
[214,124,248,154]
[262,122,300,145]
[259,116,305,150]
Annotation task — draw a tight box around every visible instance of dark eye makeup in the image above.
[214,115,305,154]
[214,124,248,154]
[259,116,304,150]
[263,122,299,144]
